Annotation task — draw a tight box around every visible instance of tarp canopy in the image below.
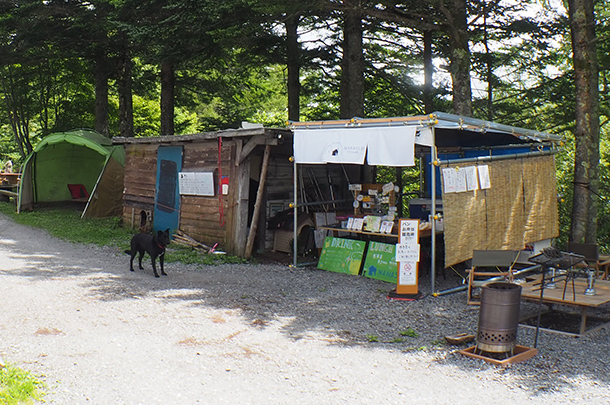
[294,126,417,166]
[18,129,125,218]
[292,112,564,163]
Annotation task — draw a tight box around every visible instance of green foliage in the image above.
[188,62,289,131]
[300,70,341,121]
[0,363,45,405]
[132,95,161,137]
[555,140,574,251]
[0,127,22,167]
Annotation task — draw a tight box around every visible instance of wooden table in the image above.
[0,173,19,202]
[0,173,20,186]
[316,224,439,240]
[316,225,399,239]
[520,274,610,336]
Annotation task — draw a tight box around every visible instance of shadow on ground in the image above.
[1,230,609,397]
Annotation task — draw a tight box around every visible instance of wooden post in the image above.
[244,144,271,259]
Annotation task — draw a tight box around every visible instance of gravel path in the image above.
[0,213,609,404]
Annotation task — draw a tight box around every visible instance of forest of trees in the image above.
[1,0,609,249]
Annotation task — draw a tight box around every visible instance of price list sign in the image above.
[395,219,420,295]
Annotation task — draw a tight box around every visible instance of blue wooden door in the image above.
[154,146,183,233]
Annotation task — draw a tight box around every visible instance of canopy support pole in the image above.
[431,127,438,295]
[293,158,298,267]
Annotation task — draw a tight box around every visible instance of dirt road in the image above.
[0,214,609,404]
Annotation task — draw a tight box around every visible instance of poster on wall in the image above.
[478,164,491,189]
[317,237,366,275]
[178,172,215,196]
[443,165,485,193]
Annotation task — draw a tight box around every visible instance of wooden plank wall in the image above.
[180,141,235,248]
[122,144,158,229]
[119,136,303,256]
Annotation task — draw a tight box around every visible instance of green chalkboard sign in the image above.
[362,241,397,283]
[318,237,366,275]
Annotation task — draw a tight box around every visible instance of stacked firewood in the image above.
[172,230,216,253]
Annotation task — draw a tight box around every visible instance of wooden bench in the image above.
[0,188,18,202]
[466,250,522,305]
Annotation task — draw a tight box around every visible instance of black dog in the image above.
[125,229,171,278]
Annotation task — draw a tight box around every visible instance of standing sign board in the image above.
[395,219,420,295]
[362,241,397,283]
[317,237,366,275]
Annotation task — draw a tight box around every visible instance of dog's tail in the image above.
[124,249,131,255]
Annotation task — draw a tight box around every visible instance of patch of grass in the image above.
[0,363,45,404]
[0,203,131,248]
[366,334,379,342]
[390,337,406,343]
[430,339,445,347]
[399,327,419,338]
[0,203,248,265]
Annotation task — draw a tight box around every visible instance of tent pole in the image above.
[430,127,438,295]
[81,155,111,219]
[293,158,298,268]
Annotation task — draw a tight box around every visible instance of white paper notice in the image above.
[465,166,479,191]
[380,221,394,234]
[399,220,419,243]
[179,172,215,196]
[399,261,417,285]
[478,165,491,189]
[455,168,468,193]
[396,243,421,262]
[352,218,364,231]
[346,217,355,230]
[442,168,457,193]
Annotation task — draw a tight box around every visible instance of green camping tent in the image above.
[18,129,125,218]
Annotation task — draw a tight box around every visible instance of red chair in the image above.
[67,184,89,200]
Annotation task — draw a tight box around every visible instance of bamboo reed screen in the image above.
[442,155,559,267]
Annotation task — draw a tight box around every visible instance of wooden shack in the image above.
[113,127,294,257]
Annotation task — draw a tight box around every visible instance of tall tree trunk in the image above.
[285,13,301,122]
[423,30,434,114]
[160,61,175,136]
[568,0,599,244]
[341,2,371,182]
[439,0,472,116]
[117,39,134,137]
[484,3,493,121]
[94,49,110,137]
[340,3,364,119]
